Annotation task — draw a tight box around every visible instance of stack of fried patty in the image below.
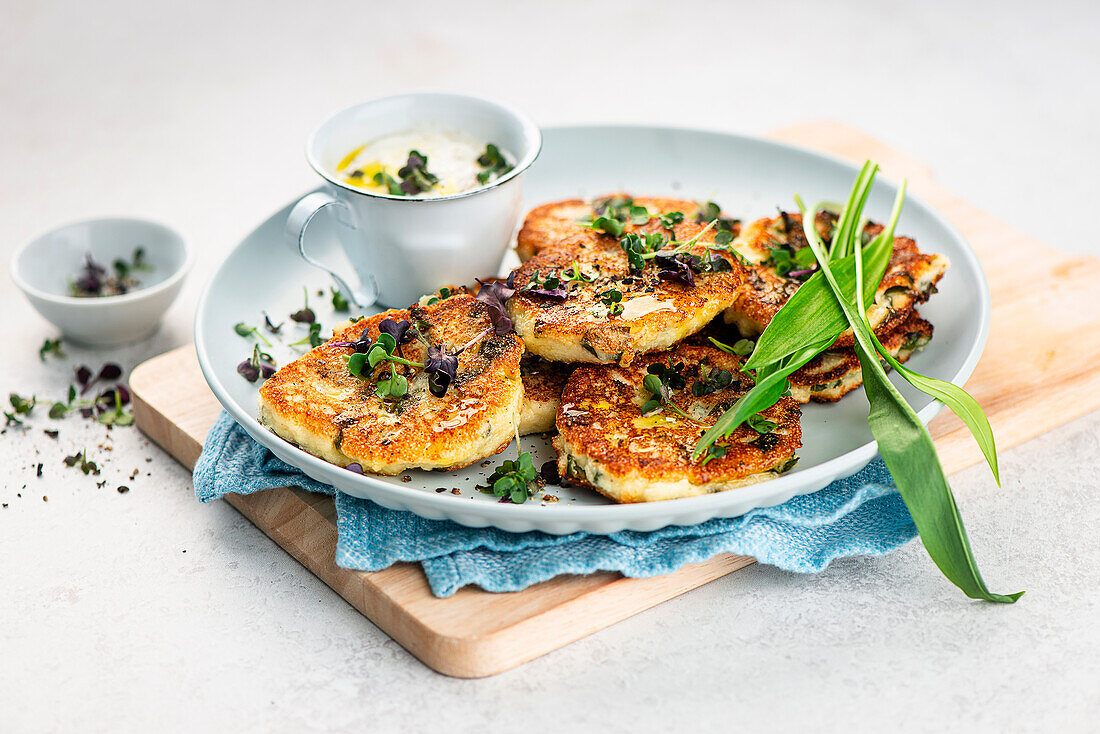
[259,194,948,503]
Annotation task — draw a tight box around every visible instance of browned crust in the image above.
[258,292,524,473]
[516,194,710,262]
[554,345,801,502]
[509,218,750,365]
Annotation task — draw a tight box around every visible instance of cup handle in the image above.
[285,191,378,308]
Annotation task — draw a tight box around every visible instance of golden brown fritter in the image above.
[515,195,715,262]
[518,355,576,435]
[554,344,802,503]
[509,219,751,366]
[723,211,949,347]
[258,291,524,474]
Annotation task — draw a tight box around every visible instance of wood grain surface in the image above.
[129,123,1100,678]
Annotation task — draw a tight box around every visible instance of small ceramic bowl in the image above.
[11,217,191,347]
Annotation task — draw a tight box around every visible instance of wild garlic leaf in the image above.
[797,177,1019,603]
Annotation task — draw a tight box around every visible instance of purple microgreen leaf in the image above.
[263,313,283,334]
[75,365,92,391]
[290,308,315,324]
[654,254,696,287]
[96,363,122,383]
[425,345,459,398]
[345,462,364,474]
[237,359,260,383]
[379,318,414,345]
[290,286,316,323]
[475,273,516,335]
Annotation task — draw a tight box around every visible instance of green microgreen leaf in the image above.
[376,332,397,354]
[63,449,100,475]
[485,451,540,503]
[476,143,512,185]
[658,211,684,232]
[701,444,726,466]
[331,287,350,312]
[583,215,625,237]
[39,338,65,361]
[598,288,624,315]
[746,413,777,433]
[367,345,388,369]
[347,352,368,377]
[288,322,323,348]
[563,261,593,284]
[9,393,36,416]
[234,321,272,346]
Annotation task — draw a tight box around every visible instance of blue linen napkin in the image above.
[194,412,916,597]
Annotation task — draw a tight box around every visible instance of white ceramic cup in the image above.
[286,94,541,308]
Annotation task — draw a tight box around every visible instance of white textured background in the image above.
[2,1,1098,731]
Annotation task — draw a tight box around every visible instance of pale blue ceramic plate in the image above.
[195,126,989,534]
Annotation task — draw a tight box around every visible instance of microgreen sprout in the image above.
[640,360,695,421]
[690,367,734,397]
[695,201,741,235]
[701,445,726,466]
[112,247,152,281]
[578,195,643,236]
[69,248,151,298]
[39,338,65,361]
[658,211,684,233]
[391,150,439,195]
[4,393,35,427]
[597,288,624,315]
[62,449,99,475]
[708,336,755,357]
[562,260,593,285]
[484,451,539,504]
[263,313,283,334]
[522,271,567,300]
[49,386,77,419]
[475,274,516,335]
[96,388,134,427]
[289,322,325,349]
[237,345,276,383]
[234,322,272,346]
[423,286,453,306]
[331,287,350,312]
[290,287,316,323]
[476,143,513,185]
[75,363,122,396]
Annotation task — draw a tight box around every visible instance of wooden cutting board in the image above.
[130,122,1100,678]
